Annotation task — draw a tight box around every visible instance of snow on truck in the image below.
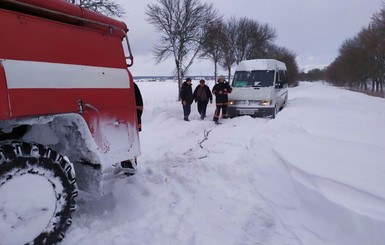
[0,0,140,244]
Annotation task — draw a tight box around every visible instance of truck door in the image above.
[0,60,10,119]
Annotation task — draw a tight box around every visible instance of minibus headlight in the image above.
[228,100,235,105]
[261,100,271,106]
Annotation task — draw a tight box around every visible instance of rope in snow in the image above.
[183,130,212,160]
[198,130,212,149]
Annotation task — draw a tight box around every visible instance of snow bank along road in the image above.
[62,81,385,245]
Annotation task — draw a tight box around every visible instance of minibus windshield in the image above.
[232,70,274,87]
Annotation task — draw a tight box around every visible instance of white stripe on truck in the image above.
[1,59,130,89]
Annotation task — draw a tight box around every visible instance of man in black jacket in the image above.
[212,76,232,123]
[193,79,212,120]
[134,82,143,131]
[114,81,143,176]
[180,77,193,121]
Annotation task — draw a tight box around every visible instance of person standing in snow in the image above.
[193,79,212,120]
[212,75,232,123]
[114,82,143,176]
[180,77,194,121]
[134,82,143,132]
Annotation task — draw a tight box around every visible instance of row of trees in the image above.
[326,5,385,93]
[298,68,326,82]
[199,17,277,81]
[145,0,299,95]
[199,18,299,85]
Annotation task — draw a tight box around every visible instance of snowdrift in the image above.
[60,81,385,245]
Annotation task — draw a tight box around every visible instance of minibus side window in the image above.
[275,70,281,88]
[278,70,287,88]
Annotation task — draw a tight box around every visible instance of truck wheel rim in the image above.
[0,174,57,245]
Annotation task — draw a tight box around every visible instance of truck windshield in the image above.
[232,70,275,87]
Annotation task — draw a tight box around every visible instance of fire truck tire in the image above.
[0,141,78,245]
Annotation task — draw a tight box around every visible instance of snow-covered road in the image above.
[62,81,385,245]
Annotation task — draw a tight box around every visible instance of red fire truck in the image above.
[0,0,140,243]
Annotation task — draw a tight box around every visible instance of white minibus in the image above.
[228,59,288,119]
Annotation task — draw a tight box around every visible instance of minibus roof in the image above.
[236,59,286,71]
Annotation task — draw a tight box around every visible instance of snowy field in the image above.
[62,81,385,245]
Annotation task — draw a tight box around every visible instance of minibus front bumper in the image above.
[227,106,275,118]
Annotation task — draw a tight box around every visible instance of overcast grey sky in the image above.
[119,0,383,76]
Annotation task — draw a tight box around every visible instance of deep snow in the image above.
[49,81,385,244]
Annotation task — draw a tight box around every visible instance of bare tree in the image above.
[234,17,276,64]
[145,0,219,99]
[201,17,277,83]
[248,23,277,58]
[369,7,385,92]
[219,18,238,82]
[200,19,225,82]
[357,27,380,91]
[67,0,125,17]
[263,44,299,86]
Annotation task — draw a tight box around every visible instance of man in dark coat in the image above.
[212,75,232,123]
[180,77,193,121]
[114,82,143,176]
[134,82,143,131]
[193,79,212,120]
